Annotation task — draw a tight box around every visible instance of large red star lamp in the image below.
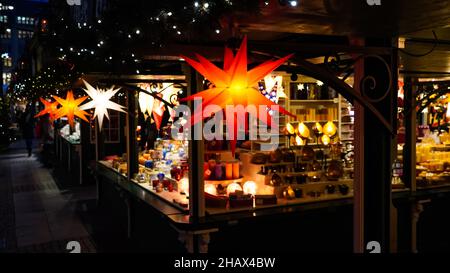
[35,98,59,121]
[180,36,295,154]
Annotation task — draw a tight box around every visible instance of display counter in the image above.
[56,133,84,185]
[95,158,445,252]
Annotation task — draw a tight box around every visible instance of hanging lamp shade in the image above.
[321,134,331,145]
[323,121,337,137]
[312,122,323,135]
[297,122,310,139]
[285,122,295,135]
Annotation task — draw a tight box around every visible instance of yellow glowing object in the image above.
[179,177,189,196]
[53,91,90,128]
[297,122,310,139]
[180,36,294,154]
[295,135,304,146]
[204,184,217,195]
[321,134,331,145]
[313,122,323,134]
[226,182,243,195]
[79,80,126,130]
[323,121,337,137]
[447,102,450,118]
[35,98,59,121]
[243,181,257,195]
[285,123,295,135]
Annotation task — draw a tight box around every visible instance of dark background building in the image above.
[0,0,49,95]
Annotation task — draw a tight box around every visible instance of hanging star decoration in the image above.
[259,75,286,116]
[180,36,295,154]
[53,90,90,128]
[261,75,286,102]
[138,83,181,130]
[79,80,126,130]
[34,98,59,121]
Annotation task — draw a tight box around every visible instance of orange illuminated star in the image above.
[35,98,59,121]
[180,36,295,154]
[53,91,90,128]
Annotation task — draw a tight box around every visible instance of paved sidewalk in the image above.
[0,140,97,253]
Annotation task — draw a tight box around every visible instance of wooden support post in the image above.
[403,77,417,191]
[126,88,139,181]
[184,65,205,220]
[352,38,397,253]
[80,121,90,185]
[352,37,365,253]
[95,121,105,162]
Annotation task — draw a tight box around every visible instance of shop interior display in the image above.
[200,74,356,213]
[59,120,81,143]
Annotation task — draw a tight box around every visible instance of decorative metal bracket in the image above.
[292,56,394,135]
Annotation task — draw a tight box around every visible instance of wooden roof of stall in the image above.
[134,0,450,79]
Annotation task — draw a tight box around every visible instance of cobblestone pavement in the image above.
[0,140,97,253]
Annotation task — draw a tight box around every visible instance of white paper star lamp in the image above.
[79,80,127,130]
[138,91,155,116]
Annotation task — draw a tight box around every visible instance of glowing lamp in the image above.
[179,177,189,196]
[204,184,217,195]
[321,134,331,145]
[285,123,295,135]
[79,80,126,130]
[226,182,243,195]
[312,122,323,135]
[297,122,310,139]
[180,36,294,155]
[323,121,337,137]
[243,181,257,195]
[53,91,90,128]
[447,102,450,118]
[35,98,59,121]
[295,135,304,146]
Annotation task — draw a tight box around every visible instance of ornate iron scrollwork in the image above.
[359,55,392,103]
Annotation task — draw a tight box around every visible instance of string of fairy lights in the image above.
[10,0,302,102]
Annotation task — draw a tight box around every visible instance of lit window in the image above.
[18,30,34,39]
[17,16,35,25]
[0,15,7,23]
[3,57,12,67]
[3,73,11,85]
[1,29,11,39]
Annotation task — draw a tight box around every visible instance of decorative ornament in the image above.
[138,83,181,129]
[53,91,90,128]
[34,98,59,121]
[180,36,294,154]
[79,80,126,130]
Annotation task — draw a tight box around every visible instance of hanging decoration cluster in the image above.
[180,36,294,154]
[35,80,126,130]
[138,83,181,130]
